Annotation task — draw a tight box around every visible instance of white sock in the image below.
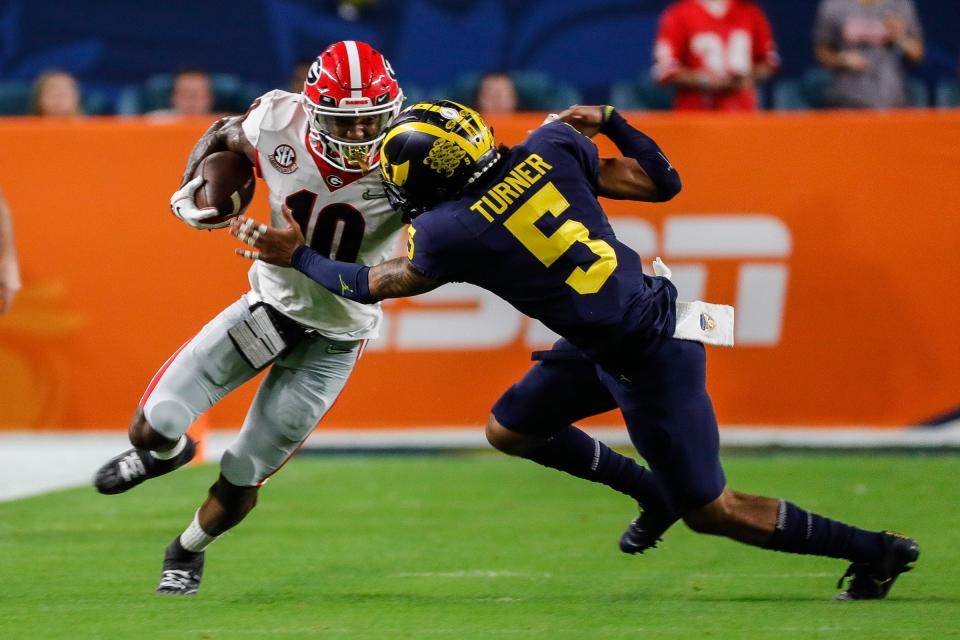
[179,511,217,552]
[150,436,187,460]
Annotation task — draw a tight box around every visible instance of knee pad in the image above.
[142,398,194,440]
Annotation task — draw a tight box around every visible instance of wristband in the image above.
[291,245,376,303]
[600,105,615,129]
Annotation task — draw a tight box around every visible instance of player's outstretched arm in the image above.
[229,207,441,303]
[597,107,681,203]
[362,257,442,301]
[554,106,681,203]
[596,157,662,202]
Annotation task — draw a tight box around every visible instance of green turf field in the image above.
[0,452,956,639]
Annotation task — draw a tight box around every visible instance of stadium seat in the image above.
[771,78,806,110]
[935,79,960,108]
[772,71,830,110]
[430,73,480,107]
[610,78,774,110]
[0,80,110,115]
[399,83,430,106]
[774,69,929,110]
[82,91,110,115]
[609,79,675,111]
[510,70,582,111]
[907,78,929,107]
[433,70,582,112]
[799,68,832,110]
[0,82,31,115]
[116,73,264,115]
[772,69,827,110]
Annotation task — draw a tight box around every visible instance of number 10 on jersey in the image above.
[285,190,366,263]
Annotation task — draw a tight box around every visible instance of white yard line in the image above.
[2,423,958,502]
[392,570,552,578]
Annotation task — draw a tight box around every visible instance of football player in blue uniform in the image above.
[230,101,918,600]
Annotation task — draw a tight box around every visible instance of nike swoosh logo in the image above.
[361,189,387,200]
[339,274,353,296]
[326,345,355,354]
[658,152,675,172]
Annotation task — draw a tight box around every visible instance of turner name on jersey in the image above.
[241,90,404,339]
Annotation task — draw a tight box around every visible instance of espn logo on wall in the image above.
[367,214,790,352]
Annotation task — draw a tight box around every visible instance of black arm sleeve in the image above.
[601,108,682,202]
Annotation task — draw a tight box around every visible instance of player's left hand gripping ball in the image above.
[170,177,232,230]
[230,205,305,267]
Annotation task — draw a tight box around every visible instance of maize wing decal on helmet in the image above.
[379,101,499,219]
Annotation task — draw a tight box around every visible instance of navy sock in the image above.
[767,500,885,563]
[524,425,668,511]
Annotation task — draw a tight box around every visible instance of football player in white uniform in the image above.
[93,41,405,595]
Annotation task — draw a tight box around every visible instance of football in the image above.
[192,151,256,224]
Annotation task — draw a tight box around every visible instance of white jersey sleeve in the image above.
[240,90,404,340]
[241,89,291,150]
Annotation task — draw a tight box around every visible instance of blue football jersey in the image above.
[408,121,677,360]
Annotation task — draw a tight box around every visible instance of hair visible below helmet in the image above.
[301,40,404,172]
[379,100,500,219]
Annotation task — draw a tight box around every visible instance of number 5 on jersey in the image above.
[503,182,617,295]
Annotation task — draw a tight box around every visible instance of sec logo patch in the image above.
[269,145,298,174]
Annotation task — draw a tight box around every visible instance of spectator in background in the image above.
[289,59,313,93]
[31,70,82,117]
[653,0,779,111]
[815,0,924,109]
[170,67,214,116]
[0,190,21,314]
[475,72,518,114]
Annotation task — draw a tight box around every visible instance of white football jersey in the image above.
[241,90,404,340]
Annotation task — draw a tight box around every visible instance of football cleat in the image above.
[93,437,196,495]
[156,538,205,596]
[834,531,920,601]
[619,509,679,555]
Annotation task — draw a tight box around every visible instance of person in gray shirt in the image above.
[815,0,924,109]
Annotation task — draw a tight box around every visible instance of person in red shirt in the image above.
[653,0,780,111]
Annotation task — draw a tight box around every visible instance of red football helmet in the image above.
[301,41,404,173]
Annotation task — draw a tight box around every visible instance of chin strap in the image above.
[465,150,502,187]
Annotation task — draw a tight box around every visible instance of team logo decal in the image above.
[423,138,469,178]
[326,175,344,187]
[306,61,321,85]
[270,144,298,174]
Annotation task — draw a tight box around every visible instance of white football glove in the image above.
[652,256,672,280]
[170,176,230,230]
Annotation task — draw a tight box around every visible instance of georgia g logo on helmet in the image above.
[379,101,500,219]
[301,41,405,173]
[305,61,321,86]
